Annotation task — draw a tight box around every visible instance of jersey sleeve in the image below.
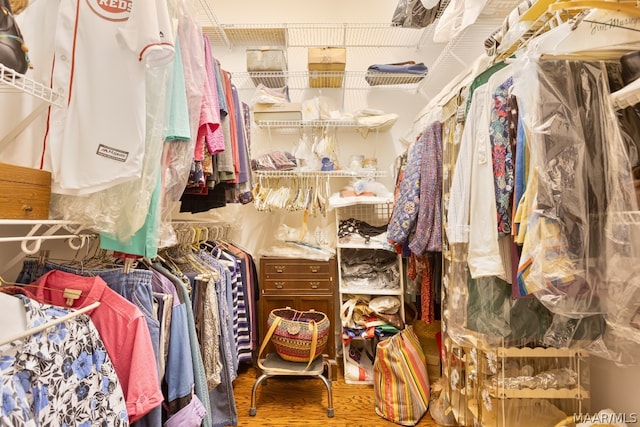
[117,0,175,66]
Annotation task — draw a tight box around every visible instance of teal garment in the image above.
[465,61,509,115]
[99,170,162,258]
[165,40,192,142]
[151,263,213,427]
[100,41,190,257]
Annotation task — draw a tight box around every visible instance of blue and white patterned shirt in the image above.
[0,295,129,426]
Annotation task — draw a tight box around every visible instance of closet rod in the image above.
[0,234,91,244]
[0,301,101,347]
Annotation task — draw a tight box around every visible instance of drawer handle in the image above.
[309,281,320,289]
[309,266,320,273]
[275,265,285,273]
[22,205,33,212]
[274,282,284,289]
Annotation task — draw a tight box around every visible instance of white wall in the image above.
[590,358,640,415]
[178,0,432,259]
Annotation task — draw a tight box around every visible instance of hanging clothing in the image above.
[489,76,515,236]
[447,84,505,278]
[387,131,427,245]
[40,0,174,195]
[408,120,443,255]
[150,263,213,427]
[26,269,163,423]
[0,295,129,426]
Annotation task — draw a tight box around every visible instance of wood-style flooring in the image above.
[231,362,441,427]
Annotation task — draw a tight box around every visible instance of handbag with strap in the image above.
[373,325,430,426]
[0,0,29,74]
[258,307,330,371]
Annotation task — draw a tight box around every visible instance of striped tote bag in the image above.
[373,325,430,426]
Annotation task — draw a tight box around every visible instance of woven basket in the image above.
[267,307,330,363]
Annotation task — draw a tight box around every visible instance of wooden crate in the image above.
[0,163,51,219]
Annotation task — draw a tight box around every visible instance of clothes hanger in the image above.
[549,0,640,17]
[0,275,20,287]
[525,7,640,59]
[0,300,101,347]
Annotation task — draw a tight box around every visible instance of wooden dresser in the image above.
[258,256,337,360]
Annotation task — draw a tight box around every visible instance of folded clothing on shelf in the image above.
[251,151,297,171]
[365,62,428,86]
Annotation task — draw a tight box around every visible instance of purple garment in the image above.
[232,86,249,184]
[164,393,207,427]
[149,267,181,307]
[408,121,443,255]
[387,131,427,244]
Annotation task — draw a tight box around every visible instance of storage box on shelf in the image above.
[308,47,346,88]
[258,256,338,360]
[252,102,302,122]
[334,201,405,385]
[246,47,287,88]
[0,163,51,220]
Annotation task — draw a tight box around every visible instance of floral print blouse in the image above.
[0,295,129,426]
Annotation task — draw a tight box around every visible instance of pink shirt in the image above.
[194,36,223,161]
[28,270,163,423]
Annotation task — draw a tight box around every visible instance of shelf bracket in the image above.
[0,102,50,150]
[0,220,93,276]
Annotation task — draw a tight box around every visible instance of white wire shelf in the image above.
[0,64,63,107]
[418,19,505,99]
[255,119,357,128]
[231,70,426,90]
[201,23,430,49]
[253,169,387,178]
[335,202,394,225]
[337,241,390,250]
[339,287,403,295]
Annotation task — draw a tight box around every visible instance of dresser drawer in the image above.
[0,163,51,220]
[262,258,333,278]
[262,278,333,294]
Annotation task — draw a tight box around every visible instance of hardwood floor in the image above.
[231,362,441,427]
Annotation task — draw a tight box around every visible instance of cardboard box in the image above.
[0,163,51,219]
[308,47,346,88]
[253,102,302,122]
[247,47,287,88]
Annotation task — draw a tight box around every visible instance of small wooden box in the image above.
[308,47,346,88]
[0,163,51,219]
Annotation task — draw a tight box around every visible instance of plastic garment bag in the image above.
[391,0,439,29]
[158,0,206,248]
[50,62,172,243]
[432,0,489,43]
[513,57,640,364]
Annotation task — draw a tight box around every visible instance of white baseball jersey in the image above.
[43,0,175,195]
